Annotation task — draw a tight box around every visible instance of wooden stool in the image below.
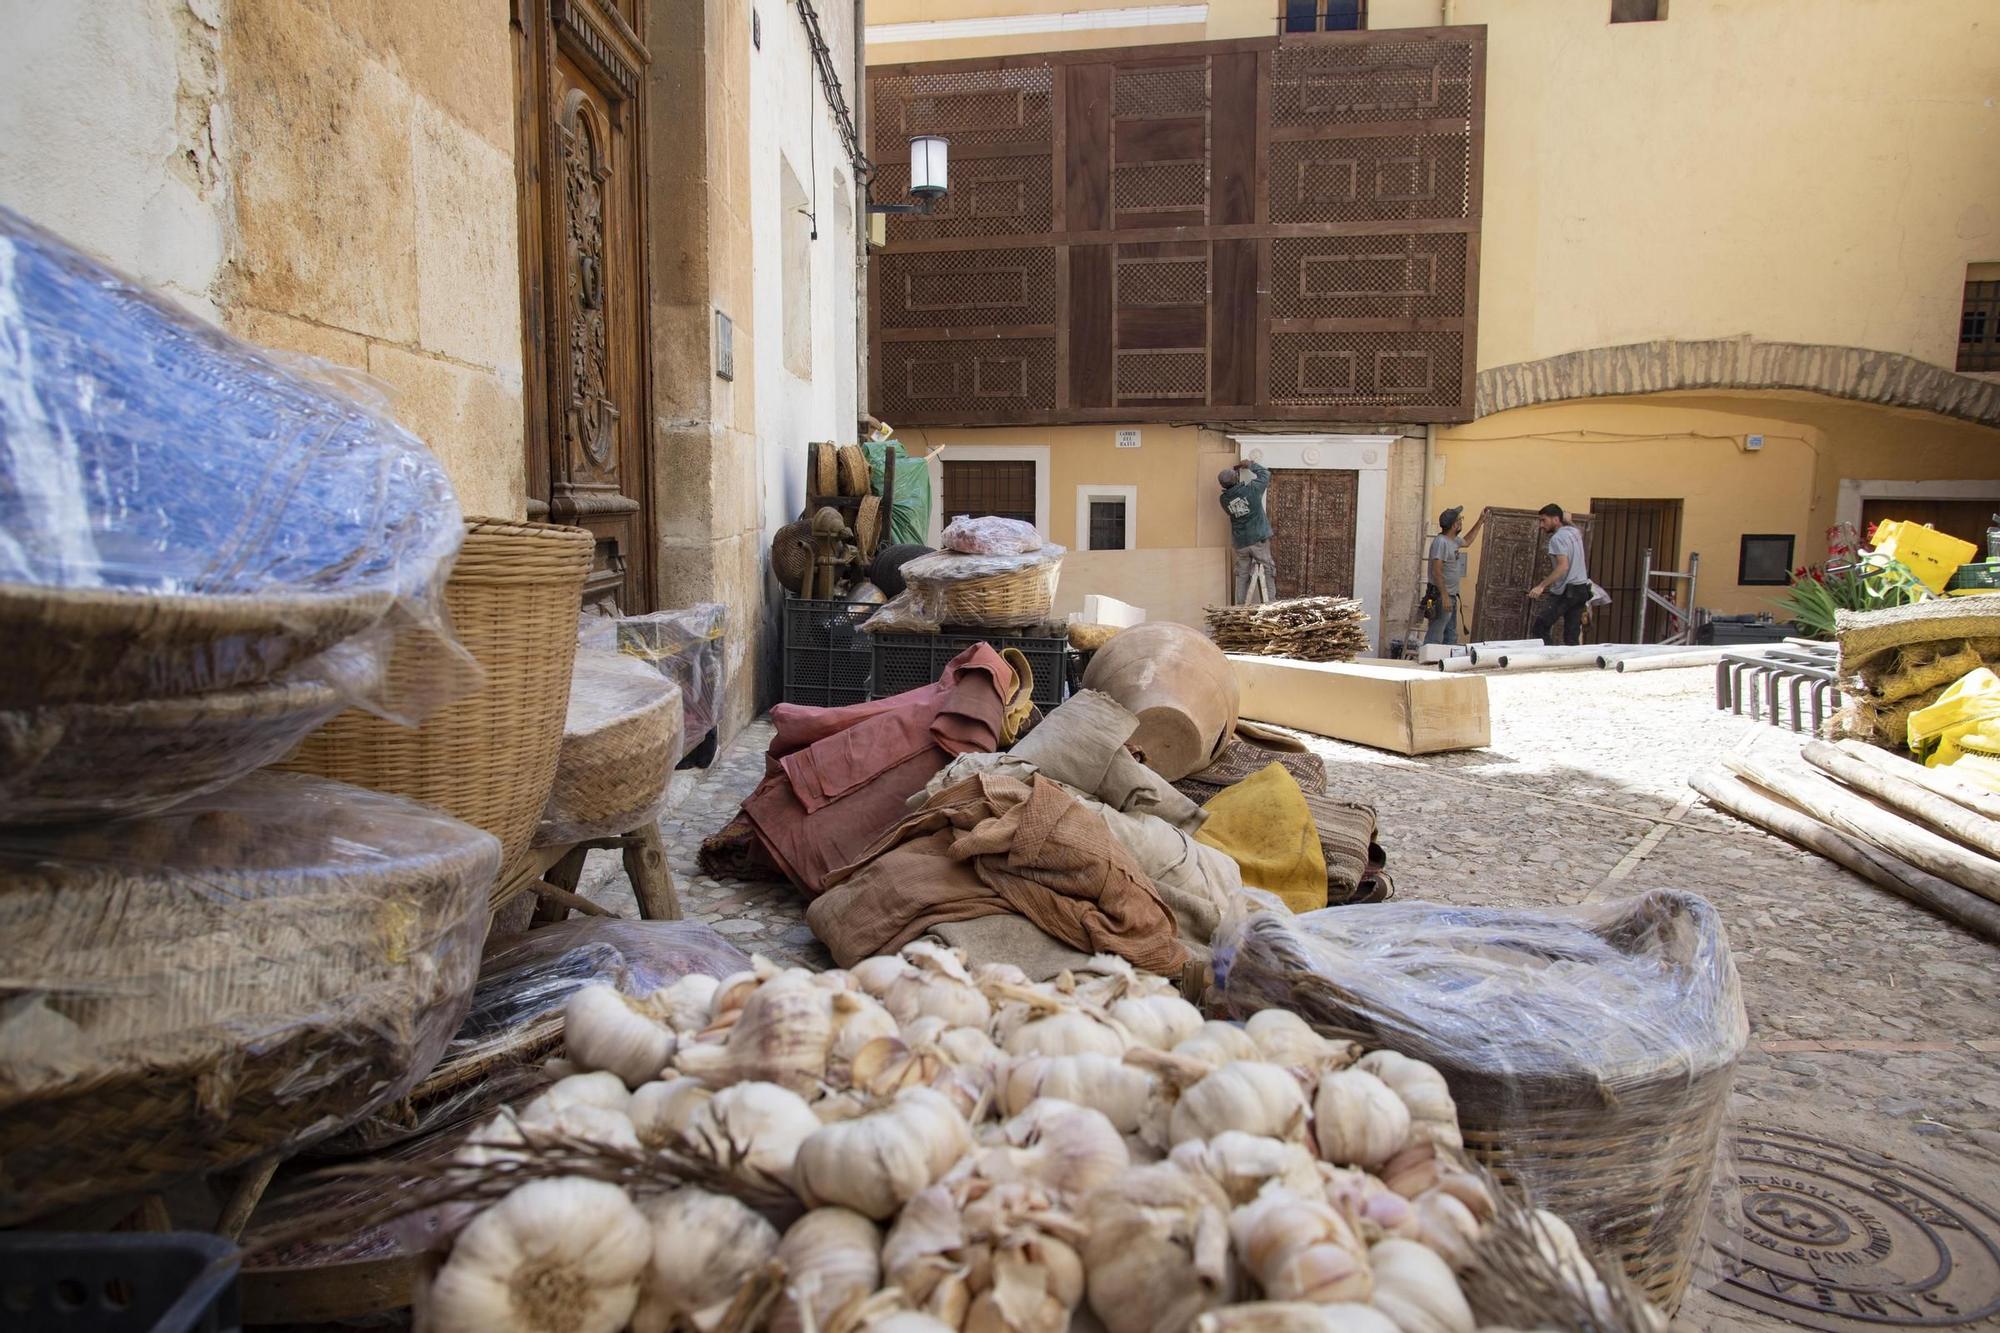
[530,823,681,923]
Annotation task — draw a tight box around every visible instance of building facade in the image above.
[1,0,864,737]
[865,0,2000,648]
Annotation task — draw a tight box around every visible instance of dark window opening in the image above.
[1739,534,1796,587]
[1281,0,1365,34]
[1959,275,2000,373]
[1088,499,1128,551]
[1611,0,1665,21]
[942,458,1037,528]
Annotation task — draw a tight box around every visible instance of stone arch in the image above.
[1476,336,2000,429]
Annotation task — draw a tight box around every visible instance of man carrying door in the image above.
[1528,502,1592,646]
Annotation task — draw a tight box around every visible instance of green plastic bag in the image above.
[864,438,931,548]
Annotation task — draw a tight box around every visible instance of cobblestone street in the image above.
[579,666,2000,1330]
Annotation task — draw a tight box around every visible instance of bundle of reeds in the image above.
[1207,595,1370,662]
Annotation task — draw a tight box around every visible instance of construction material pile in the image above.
[1834,595,2000,750]
[1207,596,1369,663]
[271,941,1663,1333]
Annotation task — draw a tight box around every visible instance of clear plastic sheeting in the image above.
[537,649,684,845]
[316,918,749,1157]
[1212,890,1747,1312]
[0,770,499,1223]
[0,207,466,713]
[900,544,1065,629]
[941,515,1044,556]
[583,603,728,755]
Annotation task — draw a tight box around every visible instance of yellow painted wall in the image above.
[1432,394,2000,625]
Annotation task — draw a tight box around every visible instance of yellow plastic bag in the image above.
[1907,666,2000,767]
[1195,762,1327,913]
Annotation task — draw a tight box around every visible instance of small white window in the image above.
[1075,485,1138,551]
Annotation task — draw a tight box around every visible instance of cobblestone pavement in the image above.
[577,667,2000,1331]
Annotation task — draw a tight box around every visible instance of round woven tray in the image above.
[836,443,871,497]
[281,518,593,872]
[0,581,391,711]
[0,770,497,1224]
[536,654,684,846]
[0,671,347,826]
[913,557,1063,629]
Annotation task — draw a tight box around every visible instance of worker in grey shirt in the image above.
[1423,504,1487,645]
[1528,502,1592,646]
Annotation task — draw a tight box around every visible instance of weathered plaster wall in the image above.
[0,0,526,520]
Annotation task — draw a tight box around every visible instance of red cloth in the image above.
[742,643,1014,894]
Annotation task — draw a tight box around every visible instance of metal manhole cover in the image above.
[1705,1125,2000,1328]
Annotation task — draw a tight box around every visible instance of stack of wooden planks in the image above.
[1207,595,1369,662]
[1693,739,2000,944]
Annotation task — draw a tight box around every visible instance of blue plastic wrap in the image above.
[0,206,465,711]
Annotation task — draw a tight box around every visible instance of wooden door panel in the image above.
[1470,508,1595,642]
[519,0,654,612]
[1586,498,1681,645]
[1267,468,1357,600]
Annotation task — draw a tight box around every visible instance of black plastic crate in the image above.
[782,597,876,707]
[871,627,1069,711]
[0,1233,240,1333]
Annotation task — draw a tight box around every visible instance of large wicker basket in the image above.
[903,549,1064,629]
[1214,892,1745,1314]
[0,671,347,825]
[282,519,593,871]
[0,770,497,1223]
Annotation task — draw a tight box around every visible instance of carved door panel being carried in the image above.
[1470,508,1596,642]
[516,0,655,612]
[1266,469,1357,601]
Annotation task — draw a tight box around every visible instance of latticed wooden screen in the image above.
[868,28,1485,426]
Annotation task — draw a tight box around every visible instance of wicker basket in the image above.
[535,652,685,846]
[281,519,592,870]
[0,770,497,1223]
[0,582,391,711]
[1214,893,1744,1314]
[904,551,1064,629]
[0,671,348,826]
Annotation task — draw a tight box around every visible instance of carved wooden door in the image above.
[1470,508,1596,642]
[515,0,655,611]
[1267,469,1358,600]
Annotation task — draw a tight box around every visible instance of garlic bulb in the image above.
[850,954,909,995]
[1169,1131,1323,1206]
[1368,1238,1473,1333]
[828,989,902,1081]
[794,1086,973,1219]
[856,943,994,1029]
[676,971,835,1094]
[1355,1050,1461,1150]
[988,1098,1131,1195]
[903,1015,1004,1070]
[565,985,678,1088]
[1082,1164,1235,1333]
[1000,1053,1155,1133]
[522,1070,632,1121]
[1246,1010,1359,1073]
[1169,1061,1311,1146]
[704,968,762,1034]
[685,1080,821,1184]
[632,1188,781,1333]
[1109,993,1205,1051]
[517,1101,641,1151]
[771,1207,882,1333]
[1230,1187,1372,1304]
[428,1178,651,1333]
[972,961,1032,996]
[627,1076,712,1148]
[1174,1021,1263,1068]
[1312,1069,1410,1169]
[885,1177,1086,1333]
[1324,1167,1419,1243]
[1005,1008,1128,1059]
[1375,1141,1492,1217]
[642,972,723,1034]
[1412,1190,1483,1271]
[1195,1302,1400,1333]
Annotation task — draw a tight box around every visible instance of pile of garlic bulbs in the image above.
[424,942,1638,1333]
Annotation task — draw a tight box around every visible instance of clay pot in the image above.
[1080,622,1238,780]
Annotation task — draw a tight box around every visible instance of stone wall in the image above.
[0,0,527,520]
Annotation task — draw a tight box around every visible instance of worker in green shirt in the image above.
[1220,460,1276,605]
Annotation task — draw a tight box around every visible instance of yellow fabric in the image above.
[1908,667,2000,767]
[1194,762,1327,913]
[999,647,1036,745]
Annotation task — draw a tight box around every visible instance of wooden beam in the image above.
[1803,739,2000,860]
[1835,738,2000,822]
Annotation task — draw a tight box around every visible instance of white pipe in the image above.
[1592,643,1707,668]
[1467,638,1548,664]
[1493,648,1606,670]
[1439,655,1484,672]
[1615,645,1785,673]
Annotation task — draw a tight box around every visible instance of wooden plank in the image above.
[1211,238,1258,405]
[1269,118,1487,143]
[1116,306,1206,349]
[1462,26,1487,402]
[1065,64,1112,232]
[878,218,1479,255]
[1114,117,1206,163]
[1231,656,1491,755]
[1115,208,1207,231]
[1210,52,1257,227]
[1069,244,1114,407]
[1269,317,1476,334]
[878,324,1058,343]
[867,26,1477,78]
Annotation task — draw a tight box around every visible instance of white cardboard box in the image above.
[1229,655,1491,755]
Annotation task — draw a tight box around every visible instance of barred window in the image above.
[1960,271,2000,373]
[942,459,1037,527]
